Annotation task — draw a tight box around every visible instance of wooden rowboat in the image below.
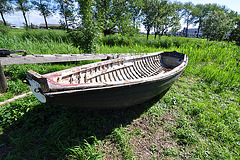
[26,51,188,109]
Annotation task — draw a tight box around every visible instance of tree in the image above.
[95,0,137,36]
[141,0,158,40]
[15,0,31,28]
[70,0,99,53]
[181,2,194,37]
[128,0,143,29]
[230,16,240,45]
[32,0,54,29]
[55,0,75,31]
[201,10,234,41]
[153,1,181,38]
[190,4,205,38]
[0,0,13,26]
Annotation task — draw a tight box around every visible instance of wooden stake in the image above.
[0,61,7,93]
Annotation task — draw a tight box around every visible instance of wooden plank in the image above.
[0,54,111,65]
[0,61,8,93]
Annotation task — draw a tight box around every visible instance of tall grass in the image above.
[102,34,240,91]
[0,29,240,159]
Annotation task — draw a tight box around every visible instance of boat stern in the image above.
[26,70,49,103]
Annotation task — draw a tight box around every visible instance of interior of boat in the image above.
[51,52,184,85]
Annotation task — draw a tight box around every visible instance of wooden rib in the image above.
[122,68,132,80]
[149,56,159,69]
[86,63,133,80]
[144,57,154,72]
[107,72,113,82]
[138,58,151,75]
[131,62,142,78]
[116,70,123,81]
[103,72,111,82]
[119,68,128,80]
[110,71,117,81]
[126,66,137,79]
[133,61,144,78]
[147,57,160,75]
[142,56,162,77]
[136,61,147,77]
[84,72,87,83]
[142,58,154,75]
[100,72,105,82]
[153,55,161,68]
[112,70,120,81]
[148,67,163,76]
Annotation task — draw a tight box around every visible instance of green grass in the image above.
[0,29,240,159]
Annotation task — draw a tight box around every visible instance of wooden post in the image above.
[0,61,8,93]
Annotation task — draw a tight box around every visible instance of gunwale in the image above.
[27,51,188,93]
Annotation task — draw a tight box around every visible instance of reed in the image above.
[0,29,239,159]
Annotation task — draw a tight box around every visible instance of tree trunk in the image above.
[197,18,201,38]
[0,62,7,93]
[61,2,68,31]
[197,26,200,38]
[133,16,136,29]
[147,29,150,40]
[154,27,157,39]
[43,14,48,29]
[186,23,189,37]
[22,11,28,28]
[20,3,29,28]
[185,16,189,37]
[0,11,7,26]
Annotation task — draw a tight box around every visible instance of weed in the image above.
[0,30,239,159]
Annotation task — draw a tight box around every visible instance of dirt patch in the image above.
[100,111,184,159]
[129,112,179,159]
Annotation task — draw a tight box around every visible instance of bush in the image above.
[0,22,9,35]
[230,24,240,45]
[102,34,134,46]
[69,28,100,53]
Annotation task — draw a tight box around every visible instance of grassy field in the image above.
[0,29,239,159]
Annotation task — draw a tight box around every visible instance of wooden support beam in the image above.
[0,54,113,65]
[0,53,133,93]
[0,61,8,93]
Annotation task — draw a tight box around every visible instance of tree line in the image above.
[1,0,240,49]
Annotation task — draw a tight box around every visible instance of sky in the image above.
[1,0,240,28]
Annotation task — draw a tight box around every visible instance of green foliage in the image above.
[0,30,240,159]
[15,0,32,28]
[21,29,70,42]
[202,10,234,41]
[0,0,13,26]
[31,0,54,29]
[230,18,240,45]
[68,137,103,159]
[102,34,134,46]
[0,21,9,35]
[55,0,76,31]
[95,0,138,36]
[181,2,194,37]
[69,27,100,53]
[71,0,100,53]
[0,29,78,55]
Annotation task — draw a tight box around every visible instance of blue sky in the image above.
[1,0,240,28]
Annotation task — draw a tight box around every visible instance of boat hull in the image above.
[45,70,183,109]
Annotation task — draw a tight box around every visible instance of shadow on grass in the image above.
[0,90,169,159]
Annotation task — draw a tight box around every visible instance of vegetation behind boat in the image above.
[0,30,239,159]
